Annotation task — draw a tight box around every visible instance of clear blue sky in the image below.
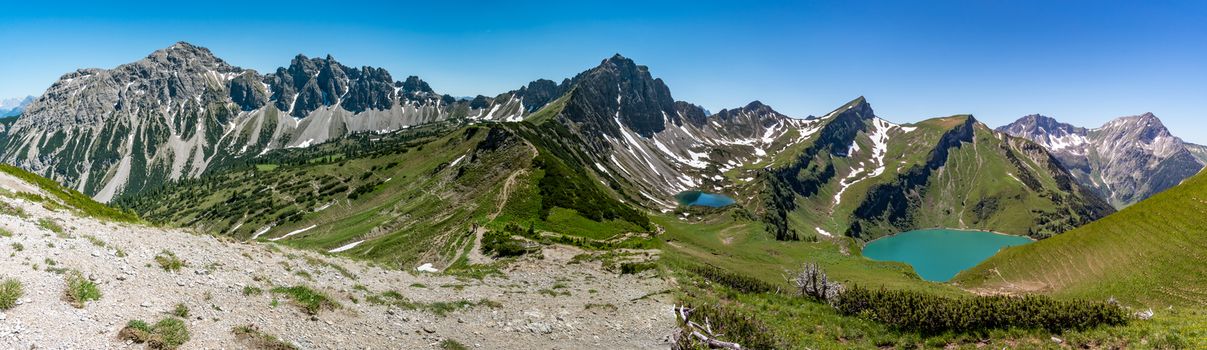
[2,1,1205,142]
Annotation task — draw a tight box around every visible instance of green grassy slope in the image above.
[766,112,1112,242]
[955,171,1207,308]
[117,123,530,267]
[116,121,657,268]
[0,163,139,222]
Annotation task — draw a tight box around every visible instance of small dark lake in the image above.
[675,191,735,208]
[861,229,1033,282]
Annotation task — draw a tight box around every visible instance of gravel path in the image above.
[0,178,675,349]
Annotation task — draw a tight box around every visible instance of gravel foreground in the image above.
[0,173,676,349]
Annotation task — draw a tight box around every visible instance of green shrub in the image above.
[439,339,469,350]
[0,278,23,310]
[154,250,186,272]
[0,201,26,218]
[119,317,190,349]
[271,286,339,315]
[481,228,530,258]
[831,285,1129,334]
[38,218,65,236]
[171,303,189,318]
[65,271,101,308]
[684,263,777,294]
[620,262,656,275]
[673,302,781,349]
[0,164,139,222]
[243,286,264,296]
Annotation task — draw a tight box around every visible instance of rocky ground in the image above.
[0,172,676,349]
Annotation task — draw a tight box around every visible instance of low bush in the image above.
[154,250,186,272]
[481,229,530,258]
[171,303,189,318]
[684,263,777,294]
[831,285,1129,334]
[620,262,656,275]
[271,285,339,315]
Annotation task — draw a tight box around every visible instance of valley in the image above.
[0,41,1202,349]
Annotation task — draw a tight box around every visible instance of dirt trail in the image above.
[462,170,525,266]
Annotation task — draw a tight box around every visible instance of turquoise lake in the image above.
[862,229,1033,282]
[675,191,735,208]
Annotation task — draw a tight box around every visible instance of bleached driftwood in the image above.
[675,305,742,349]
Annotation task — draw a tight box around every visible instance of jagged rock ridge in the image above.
[0,42,534,201]
[998,113,1204,207]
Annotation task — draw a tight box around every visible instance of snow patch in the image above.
[449,154,467,167]
[270,224,317,241]
[289,139,314,148]
[416,263,439,273]
[328,240,365,253]
[251,225,274,240]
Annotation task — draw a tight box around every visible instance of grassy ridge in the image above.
[0,164,139,222]
[955,171,1207,308]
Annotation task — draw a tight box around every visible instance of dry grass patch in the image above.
[232,324,298,350]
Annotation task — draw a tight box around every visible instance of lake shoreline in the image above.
[862,226,1036,246]
[861,228,1036,282]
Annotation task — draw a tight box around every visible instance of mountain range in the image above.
[1,41,1203,348]
[0,95,33,117]
[998,113,1206,208]
[0,42,1120,242]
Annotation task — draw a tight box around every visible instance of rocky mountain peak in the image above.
[1103,112,1166,134]
[515,78,569,112]
[562,54,677,137]
[401,76,433,94]
[141,42,236,75]
[998,112,1202,208]
[824,96,876,121]
[994,113,1091,144]
[744,100,769,110]
[713,100,785,122]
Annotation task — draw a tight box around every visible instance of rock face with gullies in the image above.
[0,42,529,202]
[998,113,1204,207]
[0,42,246,201]
[526,54,831,211]
[561,54,679,138]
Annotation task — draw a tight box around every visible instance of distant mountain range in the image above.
[0,41,1122,241]
[997,113,1205,208]
[0,95,33,117]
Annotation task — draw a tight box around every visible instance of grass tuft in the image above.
[232,324,298,350]
[119,317,190,349]
[270,285,340,315]
[154,250,186,272]
[171,303,190,318]
[0,278,23,310]
[64,271,101,308]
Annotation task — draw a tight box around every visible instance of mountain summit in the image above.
[997,113,1203,207]
[0,42,528,201]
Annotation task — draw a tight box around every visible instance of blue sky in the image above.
[2,1,1205,142]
